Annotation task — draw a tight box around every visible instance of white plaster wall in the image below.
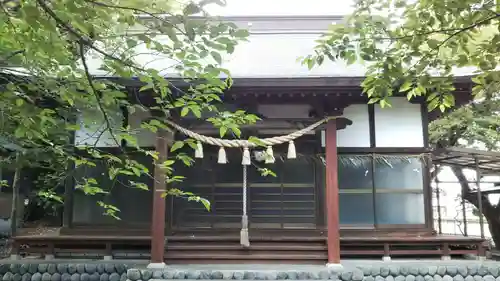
[374,97,424,147]
[74,108,123,147]
[337,104,370,147]
[86,33,366,78]
[128,110,156,147]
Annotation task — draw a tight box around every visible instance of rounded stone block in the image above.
[409,268,419,276]
[85,265,97,275]
[371,268,381,277]
[458,268,468,277]
[61,274,71,281]
[394,276,405,281]
[443,275,453,281]
[28,265,38,275]
[108,273,119,281]
[31,273,42,281]
[21,274,31,281]
[0,265,9,275]
[484,275,496,281]
[47,265,56,275]
[126,270,141,281]
[41,273,51,281]
[232,272,243,280]
[13,273,21,281]
[69,274,79,281]
[275,272,287,280]
[390,267,400,277]
[104,266,115,275]
[19,265,29,275]
[67,266,77,275]
[115,266,126,275]
[406,275,416,281]
[243,272,256,280]
[57,265,68,275]
[447,267,458,277]
[9,265,19,274]
[3,272,13,281]
[37,266,48,275]
[80,273,90,281]
[341,271,353,281]
[464,276,474,281]
[489,268,500,278]
[479,267,489,277]
[437,267,447,276]
[76,266,85,275]
[51,273,61,281]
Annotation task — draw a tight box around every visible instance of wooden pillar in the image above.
[325,119,341,266]
[148,129,169,268]
[62,160,75,228]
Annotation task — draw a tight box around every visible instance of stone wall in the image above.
[1,264,500,281]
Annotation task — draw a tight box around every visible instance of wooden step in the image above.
[167,243,327,251]
[168,235,325,242]
[164,259,326,264]
[165,251,328,260]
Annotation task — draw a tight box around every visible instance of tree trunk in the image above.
[451,166,500,248]
[487,217,500,249]
[9,152,21,237]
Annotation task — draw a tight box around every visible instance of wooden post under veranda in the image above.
[148,129,170,268]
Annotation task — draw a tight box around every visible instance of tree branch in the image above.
[78,41,123,150]
[35,0,144,74]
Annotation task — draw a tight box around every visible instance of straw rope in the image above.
[164,116,334,148]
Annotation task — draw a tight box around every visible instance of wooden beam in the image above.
[62,160,75,228]
[325,119,340,265]
[150,129,169,265]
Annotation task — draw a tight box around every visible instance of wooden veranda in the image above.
[12,228,486,263]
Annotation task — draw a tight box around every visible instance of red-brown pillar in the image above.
[325,119,341,266]
[148,129,169,268]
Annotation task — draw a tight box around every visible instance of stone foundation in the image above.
[1,263,500,280]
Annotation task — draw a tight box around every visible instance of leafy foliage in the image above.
[0,0,256,219]
[304,0,500,111]
[305,0,500,245]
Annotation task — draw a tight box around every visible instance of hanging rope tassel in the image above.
[265,146,275,164]
[217,147,227,164]
[240,164,250,247]
[241,147,251,165]
[287,140,296,159]
[195,141,204,158]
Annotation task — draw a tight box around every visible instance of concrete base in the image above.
[103,256,113,261]
[326,263,343,270]
[9,254,19,260]
[44,254,55,260]
[147,262,167,269]
[441,256,451,261]
[382,256,391,261]
[477,256,486,261]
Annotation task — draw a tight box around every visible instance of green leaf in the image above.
[180,107,189,116]
[211,51,222,64]
[233,29,249,38]
[219,126,227,137]
[183,3,201,15]
[427,39,440,49]
[399,80,412,92]
[170,141,184,152]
